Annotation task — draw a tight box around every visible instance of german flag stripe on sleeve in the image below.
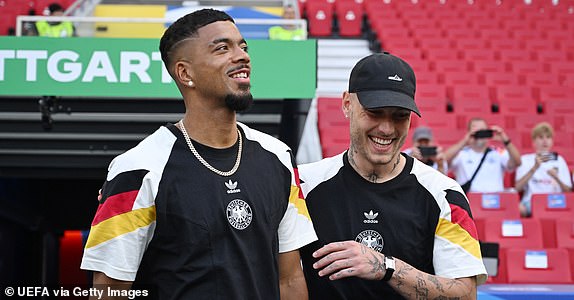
[85,206,156,249]
[101,169,149,204]
[290,185,311,220]
[92,169,149,226]
[435,218,482,260]
[444,189,478,240]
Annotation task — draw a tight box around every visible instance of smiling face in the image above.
[344,92,411,168]
[175,21,253,111]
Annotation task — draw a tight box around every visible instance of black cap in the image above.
[348,52,420,117]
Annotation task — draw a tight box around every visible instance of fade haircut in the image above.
[159,9,234,76]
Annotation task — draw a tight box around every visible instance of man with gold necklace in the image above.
[81,9,317,299]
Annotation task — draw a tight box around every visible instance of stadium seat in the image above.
[472,61,509,74]
[531,193,574,248]
[467,192,521,240]
[433,59,469,73]
[494,86,537,114]
[442,72,480,86]
[450,85,492,114]
[483,218,544,250]
[416,85,448,113]
[556,218,574,279]
[506,248,572,284]
[505,114,551,130]
[335,0,363,37]
[306,1,334,37]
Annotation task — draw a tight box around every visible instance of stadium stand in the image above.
[506,248,572,284]
[531,193,574,248]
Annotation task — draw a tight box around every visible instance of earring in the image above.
[188,80,194,87]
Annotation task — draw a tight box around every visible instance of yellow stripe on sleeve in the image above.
[289,185,311,221]
[85,206,156,249]
[435,218,482,260]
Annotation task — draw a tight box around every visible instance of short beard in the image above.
[225,84,253,112]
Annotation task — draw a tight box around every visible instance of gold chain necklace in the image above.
[178,120,242,177]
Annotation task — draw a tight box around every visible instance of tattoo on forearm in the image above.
[415,274,429,300]
[428,274,445,293]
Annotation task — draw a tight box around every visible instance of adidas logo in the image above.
[225,180,241,194]
[387,74,403,82]
[363,210,379,224]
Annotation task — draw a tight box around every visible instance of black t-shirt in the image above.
[299,152,486,300]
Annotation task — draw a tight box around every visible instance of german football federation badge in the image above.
[226,199,252,230]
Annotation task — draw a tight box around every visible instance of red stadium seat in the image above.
[335,0,363,37]
[433,59,469,73]
[472,61,509,74]
[556,218,574,279]
[450,85,492,114]
[442,72,480,86]
[306,1,333,37]
[467,192,521,241]
[483,218,544,250]
[506,248,572,284]
[416,85,448,113]
[531,193,574,248]
[494,86,537,114]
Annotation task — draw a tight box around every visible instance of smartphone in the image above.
[473,129,494,138]
[419,146,438,157]
[540,152,558,161]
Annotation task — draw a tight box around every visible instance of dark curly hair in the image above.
[159,9,234,76]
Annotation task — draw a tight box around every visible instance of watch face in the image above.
[385,257,395,270]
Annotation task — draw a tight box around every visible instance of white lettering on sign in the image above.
[120,51,151,83]
[16,50,48,81]
[83,51,118,82]
[47,50,81,82]
[0,50,171,84]
[151,51,172,83]
[0,50,16,81]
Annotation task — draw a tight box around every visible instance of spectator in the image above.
[268,5,306,40]
[515,122,572,217]
[35,3,75,37]
[403,126,448,175]
[81,9,317,299]
[299,53,486,299]
[444,117,521,193]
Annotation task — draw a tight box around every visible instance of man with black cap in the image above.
[298,53,486,299]
[403,126,448,175]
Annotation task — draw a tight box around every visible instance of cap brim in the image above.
[356,90,421,117]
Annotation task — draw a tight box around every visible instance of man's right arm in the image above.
[91,272,132,300]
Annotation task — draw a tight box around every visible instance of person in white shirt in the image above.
[403,126,448,175]
[515,122,572,217]
[444,117,521,193]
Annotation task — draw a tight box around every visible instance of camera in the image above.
[472,129,494,139]
[418,146,438,157]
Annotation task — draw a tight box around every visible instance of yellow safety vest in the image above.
[268,26,305,41]
[36,21,74,37]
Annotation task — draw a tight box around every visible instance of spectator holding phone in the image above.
[515,122,572,217]
[444,117,521,193]
[404,126,448,175]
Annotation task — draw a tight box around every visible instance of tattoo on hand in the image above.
[366,252,385,280]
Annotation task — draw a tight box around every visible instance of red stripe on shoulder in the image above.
[293,167,305,199]
[92,190,139,226]
[449,203,479,240]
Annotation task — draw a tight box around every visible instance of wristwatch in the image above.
[382,255,395,281]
